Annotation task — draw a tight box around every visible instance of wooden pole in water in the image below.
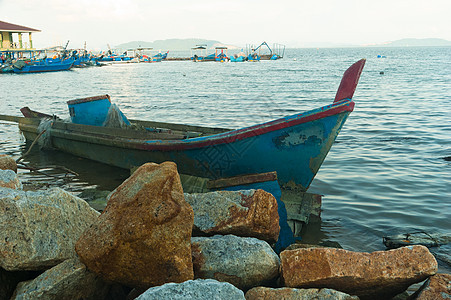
[0,114,24,123]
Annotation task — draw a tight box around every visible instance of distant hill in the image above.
[375,38,451,47]
[115,39,239,51]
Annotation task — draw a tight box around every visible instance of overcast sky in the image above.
[1,0,450,50]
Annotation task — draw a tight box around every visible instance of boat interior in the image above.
[18,106,232,141]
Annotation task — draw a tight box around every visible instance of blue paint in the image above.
[215,180,296,253]
[12,60,74,73]
[230,56,246,62]
[180,112,348,190]
[68,96,130,127]
[248,53,260,61]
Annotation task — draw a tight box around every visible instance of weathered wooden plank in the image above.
[20,107,54,119]
[207,171,278,190]
[51,121,187,140]
[0,114,24,123]
[130,119,231,135]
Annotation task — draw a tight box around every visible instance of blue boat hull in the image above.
[20,99,353,192]
[230,56,246,62]
[13,61,73,73]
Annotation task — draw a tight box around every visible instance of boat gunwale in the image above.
[67,94,111,105]
[19,98,354,152]
[137,98,355,150]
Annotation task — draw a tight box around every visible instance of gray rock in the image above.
[11,258,109,300]
[185,189,280,243]
[192,235,280,290]
[0,187,100,271]
[0,169,22,189]
[245,287,359,299]
[136,279,245,300]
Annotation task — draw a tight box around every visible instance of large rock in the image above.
[414,273,451,300]
[75,162,194,288]
[185,189,280,243]
[245,287,359,300]
[0,169,22,189]
[0,155,17,173]
[192,235,280,290]
[0,187,100,271]
[11,258,110,300]
[136,279,245,300]
[281,246,438,299]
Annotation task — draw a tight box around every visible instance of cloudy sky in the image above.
[1,0,450,50]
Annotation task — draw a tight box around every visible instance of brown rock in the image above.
[0,155,17,173]
[245,286,359,300]
[414,273,451,300]
[75,162,194,288]
[281,246,437,299]
[185,189,280,243]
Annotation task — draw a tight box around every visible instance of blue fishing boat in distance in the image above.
[12,59,74,73]
[16,59,365,193]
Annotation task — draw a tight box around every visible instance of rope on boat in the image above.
[37,118,54,149]
[16,129,47,163]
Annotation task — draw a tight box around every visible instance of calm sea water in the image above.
[1,47,450,272]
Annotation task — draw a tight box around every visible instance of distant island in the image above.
[114,38,451,51]
[115,39,239,51]
[368,38,451,47]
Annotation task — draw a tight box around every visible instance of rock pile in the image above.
[0,157,448,300]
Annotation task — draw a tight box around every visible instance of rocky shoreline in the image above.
[1,155,449,299]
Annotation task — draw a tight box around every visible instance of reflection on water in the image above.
[1,47,450,273]
[17,143,129,194]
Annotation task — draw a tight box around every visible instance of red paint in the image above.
[334,59,366,103]
[137,100,354,151]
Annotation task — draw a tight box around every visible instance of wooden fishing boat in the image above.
[190,45,216,62]
[12,59,365,193]
[215,46,229,62]
[12,59,74,73]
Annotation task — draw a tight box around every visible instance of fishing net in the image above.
[37,118,53,149]
[103,104,129,128]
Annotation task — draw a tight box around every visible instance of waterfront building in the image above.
[0,20,40,51]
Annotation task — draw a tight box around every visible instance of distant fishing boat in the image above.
[247,52,260,62]
[161,51,169,60]
[12,59,74,73]
[191,45,215,62]
[134,48,162,63]
[230,51,247,62]
[215,46,229,62]
[10,59,366,193]
[248,41,285,60]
